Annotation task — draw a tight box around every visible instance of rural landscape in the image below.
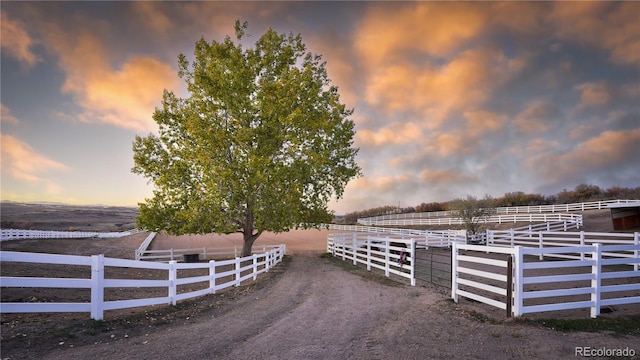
[2,2,639,359]
[1,197,639,359]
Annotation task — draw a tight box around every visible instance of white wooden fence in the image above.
[328,230,466,250]
[358,213,583,228]
[327,234,417,286]
[452,232,640,318]
[0,245,286,320]
[137,244,285,262]
[0,228,140,241]
[487,230,639,267]
[357,199,636,224]
[135,232,157,260]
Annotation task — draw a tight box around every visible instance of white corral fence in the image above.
[327,234,417,286]
[452,232,640,318]
[329,229,639,318]
[357,199,637,224]
[359,213,583,228]
[0,245,286,320]
[137,244,285,262]
[328,230,466,250]
[326,230,466,286]
[0,228,141,241]
[487,230,640,264]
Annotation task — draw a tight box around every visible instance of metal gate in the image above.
[414,247,452,288]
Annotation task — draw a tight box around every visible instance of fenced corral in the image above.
[356,199,637,224]
[328,229,639,318]
[0,245,286,320]
[327,233,417,286]
[0,228,141,241]
[452,240,640,318]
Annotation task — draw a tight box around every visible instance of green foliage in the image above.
[132,21,360,255]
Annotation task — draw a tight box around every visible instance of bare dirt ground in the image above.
[1,208,639,359]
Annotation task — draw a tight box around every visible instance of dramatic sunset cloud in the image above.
[1,1,638,213]
[0,12,39,67]
[42,22,180,132]
[1,135,69,193]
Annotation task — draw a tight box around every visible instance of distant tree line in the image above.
[337,184,640,224]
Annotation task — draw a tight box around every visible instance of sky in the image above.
[1,1,639,214]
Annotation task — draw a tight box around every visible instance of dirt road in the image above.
[7,254,633,360]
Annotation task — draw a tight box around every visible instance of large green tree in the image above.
[132,21,360,256]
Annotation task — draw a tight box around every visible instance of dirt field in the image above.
[1,208,639,359]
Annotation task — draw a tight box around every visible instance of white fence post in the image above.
[253,254,258,281]
[385,237,390,278]
[591,244,602,318]
[366,236,371,271]
[90,254,104,320]
[513,246,523,317]
[538,232,544,260]
[168,260,177,305]
[451,242,458,303]
[209,260,217,294]
[235,257,242,287]
[635,232,639,272]
[580,232,586,261]
[410,238,416,287]
[265,250,271,273]
[352,237,357,266]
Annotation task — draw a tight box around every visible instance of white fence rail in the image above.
[1,228,140,241]
[487,230,639,266]
[325,224,430,236]
[359,213,583,228]
[452,238,640,318]
[137,244,285,262]
[0,245,286,320]
[357,199,636,224]
[134,232,157,260]
[328,230,466,250]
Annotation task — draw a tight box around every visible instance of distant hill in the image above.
[0,202,139,232]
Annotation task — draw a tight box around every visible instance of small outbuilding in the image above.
[607,201,640,231]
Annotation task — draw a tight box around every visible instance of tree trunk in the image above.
[240,204,262,257]
[241,231,260,257]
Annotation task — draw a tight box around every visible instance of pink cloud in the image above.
[0,12,40,67]
[1,135,70,193]
[576,82,611,108]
